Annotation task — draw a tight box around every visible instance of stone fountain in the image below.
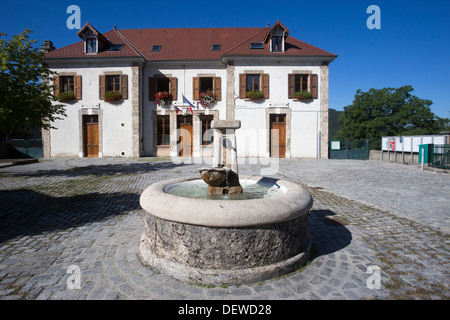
[138,119,313,285]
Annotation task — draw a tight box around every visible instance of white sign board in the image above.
[382,135,448,152]
[331,141,341,150]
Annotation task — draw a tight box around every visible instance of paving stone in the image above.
[0,157,448,300]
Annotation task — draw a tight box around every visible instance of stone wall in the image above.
[370,150,421,165]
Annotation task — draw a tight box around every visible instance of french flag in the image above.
[182,94,195,114]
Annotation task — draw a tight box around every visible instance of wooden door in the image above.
[179,124,193,157]
[84,115,99,157]
[178,116,193,157]
[270,114,286,158]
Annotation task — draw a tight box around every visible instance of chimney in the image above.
[40,40,55,53]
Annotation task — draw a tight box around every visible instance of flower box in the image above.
[294,91,312,101]
[105,90,122,102]
[57,91,76,102]
[155,91,173,106]
[198,91,216,106]
[246,90,265,101]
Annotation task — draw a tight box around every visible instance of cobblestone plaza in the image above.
[0,157,448,299]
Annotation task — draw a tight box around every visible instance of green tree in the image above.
[0,29,65,137]
[335,85,448,149]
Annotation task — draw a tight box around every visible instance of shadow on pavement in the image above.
[308,209,352,259]
[0,189,141,243]
[1,160,190,178]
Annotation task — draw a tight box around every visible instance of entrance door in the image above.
[83,115,99,157]
[178,115,193,157]
[270,114,286,158]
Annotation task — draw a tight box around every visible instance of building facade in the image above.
[43,21,337,159]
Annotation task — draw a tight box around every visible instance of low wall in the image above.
[370,150,420,165]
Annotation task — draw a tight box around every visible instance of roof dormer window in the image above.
[77,22,108,55]
[265,21,290,53]
[271,36,282,52]
[270,26,285,53]
[86,38,97,53]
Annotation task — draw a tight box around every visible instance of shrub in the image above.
[246,90,265,100]
[105,91,122,102]
[294,91,312,101]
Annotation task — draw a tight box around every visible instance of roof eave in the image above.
[221,54,338,64]
[43,55,146,65]
[145,59,226,66]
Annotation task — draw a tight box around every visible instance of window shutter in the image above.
[53,75,60,98]
[310,74,318,99]
[120,74,128,100]
[288,74,295,99]
[261,73,269,98]
[239,74,246,99]
[74,75,82,100]
[193,77,200,100]
[149,77,157,101]
[99,75,105,100]
[169,77,178,101]
[213,77,221,101]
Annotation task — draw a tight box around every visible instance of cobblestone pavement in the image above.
[0,157,448,300]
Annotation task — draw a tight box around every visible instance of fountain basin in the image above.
[138,175,313,285]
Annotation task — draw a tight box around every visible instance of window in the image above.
[211,44,221,51]
[200,77,213,93]
[108,43,124,51]
[151,45,162,52]
[86,38,97,53]
[157,115,170,145]
[106,75,121,92]
[272,36,283,52]
[148,77,177,102]
[54,75,82,100]
[250,42,264,49]
[238,73,269,99]
[200,115,214,146]
[177,115,193,126]
[295,74,308,92]
[288,73,318,99]
[246,74,260,92]
[99,74,128,100]
[156,78,170,92]
[60,76,74,93]
[192,77,221,101]
[270,114,286,123]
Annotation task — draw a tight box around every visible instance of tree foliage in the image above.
[334,86,449,149]
[0,29,66,135]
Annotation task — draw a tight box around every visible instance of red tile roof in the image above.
[45,29,142,58]
[45,22,337,61]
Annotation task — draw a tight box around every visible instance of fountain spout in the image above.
[198,165,243,195]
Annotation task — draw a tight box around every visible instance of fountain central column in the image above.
[212,120,240,173]
[199,120,243,195]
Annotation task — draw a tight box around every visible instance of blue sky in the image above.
[1,0,449,118]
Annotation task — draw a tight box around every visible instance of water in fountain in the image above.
[166,178,285,200]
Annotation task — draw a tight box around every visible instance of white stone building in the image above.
[43,21,337,159]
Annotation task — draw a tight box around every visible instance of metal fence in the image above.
[431,144,450,169]
[329,139,369,160]
[8,139,43,158]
